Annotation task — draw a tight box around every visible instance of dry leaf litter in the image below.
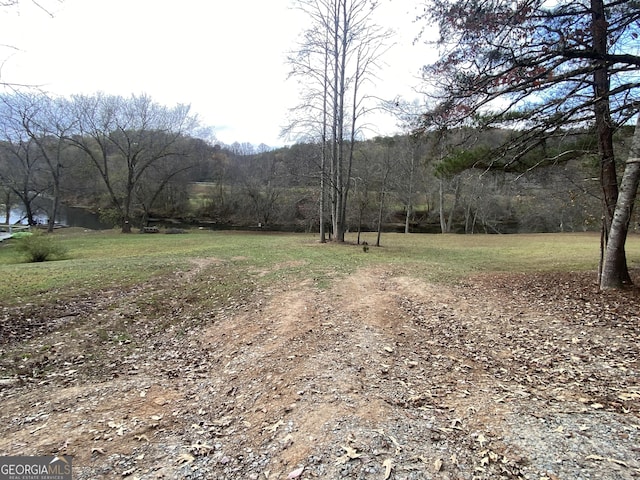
[0,260,638,480]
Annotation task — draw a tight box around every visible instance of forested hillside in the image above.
[200,127,636,235]
[1,91,636,234]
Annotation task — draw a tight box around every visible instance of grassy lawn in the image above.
[0,229,638,306]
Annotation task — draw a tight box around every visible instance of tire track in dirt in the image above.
[1,262,638,479]
[194,268,424,477]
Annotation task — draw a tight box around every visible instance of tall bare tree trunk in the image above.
[592,0,631,285]
[601,116,640,289]
[319,29,329,244]
[404,147,416,234]
[439,177,460,233]
[330,0,341,241]
[332,0,349,242]
[289,0,391,242]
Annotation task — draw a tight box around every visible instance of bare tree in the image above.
[134,135,200,226]
[0,92,76,231]
[239,151,286,227]
[66,93,198,233]
[0,139,46,225]
[1,1,61,87]
[0,93,50,225]
[287,0,392,242]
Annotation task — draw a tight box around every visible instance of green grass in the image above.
[349,231,636,281]
[0,229,638,306]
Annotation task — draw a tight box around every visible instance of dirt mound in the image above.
[0,264,638,479]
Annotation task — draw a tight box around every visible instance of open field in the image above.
[0,230,639,479]
[2,230,635,305]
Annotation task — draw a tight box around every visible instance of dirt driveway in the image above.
[1,261,639,479]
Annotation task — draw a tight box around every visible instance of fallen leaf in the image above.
[91,447,106,455]
[450,418,463,429]
[211,416,233,427]
[476,433,487,448]
[188,442,214,455]
[586,454,606,461]
[281,434,294,448]
[610,458,629,468]
[618,391,640,400]
[29,424,47,434]
[343,445,362,459]
[287,466,304,479]
[388,434,402,454]
[586,455,629,467]
[263,420,284,433]
[335,445,363,465]
[176,453,195,464]
[434,458,443,472]
[382,458,394,479]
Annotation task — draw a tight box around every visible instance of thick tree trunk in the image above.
[591,0,631,284]
[600,116,640,290]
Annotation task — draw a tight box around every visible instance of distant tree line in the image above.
[1,90,634,236]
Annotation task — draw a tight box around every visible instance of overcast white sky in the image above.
[0,0,434,147]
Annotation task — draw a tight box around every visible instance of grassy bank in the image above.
[0,229,638,306]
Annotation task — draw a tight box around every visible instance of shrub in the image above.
[16,231,68,262]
